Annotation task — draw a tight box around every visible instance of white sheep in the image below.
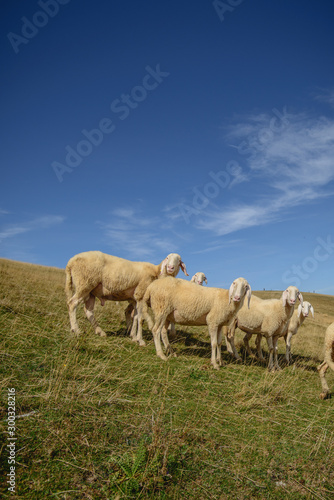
[168,272,208,340]
[283,301,314,363]
[228,286,303,371]
[127,272,209,341]
[143,276,251,369]
[317,322,334,399]
[243,300,314,365]
[65,251,188,345]
[190,272,208,286]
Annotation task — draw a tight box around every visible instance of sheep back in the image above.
[66,251,159,301]
[237,294,293,337]
[145,276,235,327]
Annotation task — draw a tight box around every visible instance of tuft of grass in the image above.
[0,257,334,499]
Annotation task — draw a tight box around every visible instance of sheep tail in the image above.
[324,338,334,372]
[65,265,74,301]
[142,288,150,316]
[142,288,154,329]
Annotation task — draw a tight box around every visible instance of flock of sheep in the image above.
[65,250,334,399]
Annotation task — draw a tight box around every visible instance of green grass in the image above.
[0,258,333,499]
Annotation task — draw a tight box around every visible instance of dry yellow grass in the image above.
[0,258,333,499]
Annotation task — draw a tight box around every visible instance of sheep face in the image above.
[229,277,251,308]
[191,272,207,285]
[282,286,303,307]
[161,253,189,277]
[297,301,314,318]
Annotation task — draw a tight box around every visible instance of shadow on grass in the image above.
[100,325,321,372]
[105,326,130,338]
[236,345,320,372]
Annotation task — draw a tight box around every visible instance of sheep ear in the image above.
[160,258,168,275]
[298,292,303,306]
[180,261,189,276]
[282,290,288,307]
[190,275,195,282]
[204,277,208,284]
[246,284,251,309]
[297,304,302,316]
[229,281,235,304]
[310,305,314,318]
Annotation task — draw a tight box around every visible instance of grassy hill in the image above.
[0,258,333,499]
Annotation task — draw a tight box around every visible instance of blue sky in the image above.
[1,0,334,294]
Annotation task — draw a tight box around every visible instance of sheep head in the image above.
[282,286,303,307]
[229,277,251,309]
[160,253,189,277]
[191,272,208,285]
[297,301,314,318]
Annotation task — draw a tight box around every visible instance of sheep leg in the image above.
[224,321,241,359]
[208,325,220,369]
[84,294,107,337]
[284,332,293,364]
[152,316,168,361]
[133,301,146,346]
[255,333,265,361]
[217,326,223,366]
[130,311,139,340]
[317,361,331,399]
[266,336,275,371]
[68,294,85,335]
[168,322,177,341]
[273,336,281,370]
[224,335,234,356]
[224,325,234,356]
[125,302,135,334]
[162,321,176,357]
[225,324,241,361]
[128,303,139,341]
[243,332,252,356]
[142,301,154,331]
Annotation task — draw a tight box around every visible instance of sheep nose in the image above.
[234,295,240,301]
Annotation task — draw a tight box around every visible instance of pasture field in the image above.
[0,257,334,499]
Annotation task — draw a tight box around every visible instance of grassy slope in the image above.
[0,258,333,499]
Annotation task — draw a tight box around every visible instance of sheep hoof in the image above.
[138,339,146,347]
[96,328,107,337]
[71,328,82,337]
[166,347,175,356]
[158,353,168,361]
[320,392,331,400]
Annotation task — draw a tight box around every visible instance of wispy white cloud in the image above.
[246,116,334,191]
[97,208,178,260]
[196,105,334,236]
[314,88,334,108]
[0,215,65,243]
[190,239,242,254]
[196,204,276,236]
